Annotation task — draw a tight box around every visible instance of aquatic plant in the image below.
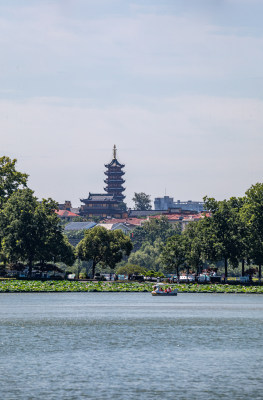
[0,280,263,293]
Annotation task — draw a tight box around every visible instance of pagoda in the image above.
[79,146,127,219]
[104,145,125,202]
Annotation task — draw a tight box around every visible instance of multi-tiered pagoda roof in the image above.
[104,145,125,202]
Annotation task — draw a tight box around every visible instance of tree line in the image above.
[161,184,263,280]
[114,184,263,281]
[1,155,263,281]
[0,156,132,278]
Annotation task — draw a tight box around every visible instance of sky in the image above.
[1,0,263,208]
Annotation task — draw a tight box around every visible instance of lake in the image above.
[0,293,263,399]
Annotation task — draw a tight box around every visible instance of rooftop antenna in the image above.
[113,144,117,159]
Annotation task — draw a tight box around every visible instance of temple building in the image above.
[104,145,125,202]
[80,146,127,219]
[79,193,125,219]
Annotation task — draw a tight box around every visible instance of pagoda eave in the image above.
[104,162,125,168]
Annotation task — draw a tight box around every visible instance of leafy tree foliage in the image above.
[0,156,28,208]
[128,240,164,271]
[64,230,85,240]
[183,220,206,274]
[161,234,187,276]
[76,226,132,277]
[241,183,263,280]
[127,217,180,271]
[203,196,245,278]
[0,189,75,275]
[131,216,180,250]
[132,192,152,210]
[116,264,146,276]
[119,201,127,211]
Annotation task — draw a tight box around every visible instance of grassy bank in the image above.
[0,280,263,293]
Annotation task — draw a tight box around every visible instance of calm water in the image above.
[0,293,263,400]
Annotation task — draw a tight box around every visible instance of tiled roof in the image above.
[100,213,211,227]
[105,159,125,168]
[148,212,210,222]
[64,222,97,231]
[101,218,144,226]
[97,222,132,231]
[81,193,117,202]
[128,210,166,217]
[56,210,79,217]
[97,223,114,230]
[70,208,80,214]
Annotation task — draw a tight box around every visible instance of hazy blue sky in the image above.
[1,0,263,207]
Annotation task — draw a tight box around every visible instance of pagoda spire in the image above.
[113,144,117,159]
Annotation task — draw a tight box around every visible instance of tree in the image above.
[183,221,205,275]
[0,189,38,271]
[118,201,127,211]
[241,183,263,280]
[128,217,180,271]
[132,192,152,210]
[204,196,244,279]
[106,229,133,270]
[0,188,75,275]
[0,156,28,208]
[161,234,187,276]
[131,216,180,250]
[128,240,164,271]
[34,198,75,265]
[116,264,146,276]
[76,226,132,278]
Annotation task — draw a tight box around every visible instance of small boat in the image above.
[151,283,178,296]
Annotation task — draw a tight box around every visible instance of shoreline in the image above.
[1,291,263,294]
[1,280,263,294]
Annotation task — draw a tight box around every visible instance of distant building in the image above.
[79,193,126,219]
[64,221,97,246]
[104,144,126,202]
[97,222,132,235]
[128,209,168,218]
[154,196,174,210]
[64,222,97,231]
[101,217,145,229]
[55,209,80,220]
[80,146,127,219]
[148,212,211,231]
[58,201,72,211]
[154,196,205,212]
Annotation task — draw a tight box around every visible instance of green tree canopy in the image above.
[116,264,146,276]
[203,196,245,278]
[241,183,263,279]
[183,220,206,274]
[132,192,152,210]
[0,188,75,275]
[0,156,28,208]
[161,234,187,276]
[131,216,180,250]
[76,226,132,277]
[127,240,164,271]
